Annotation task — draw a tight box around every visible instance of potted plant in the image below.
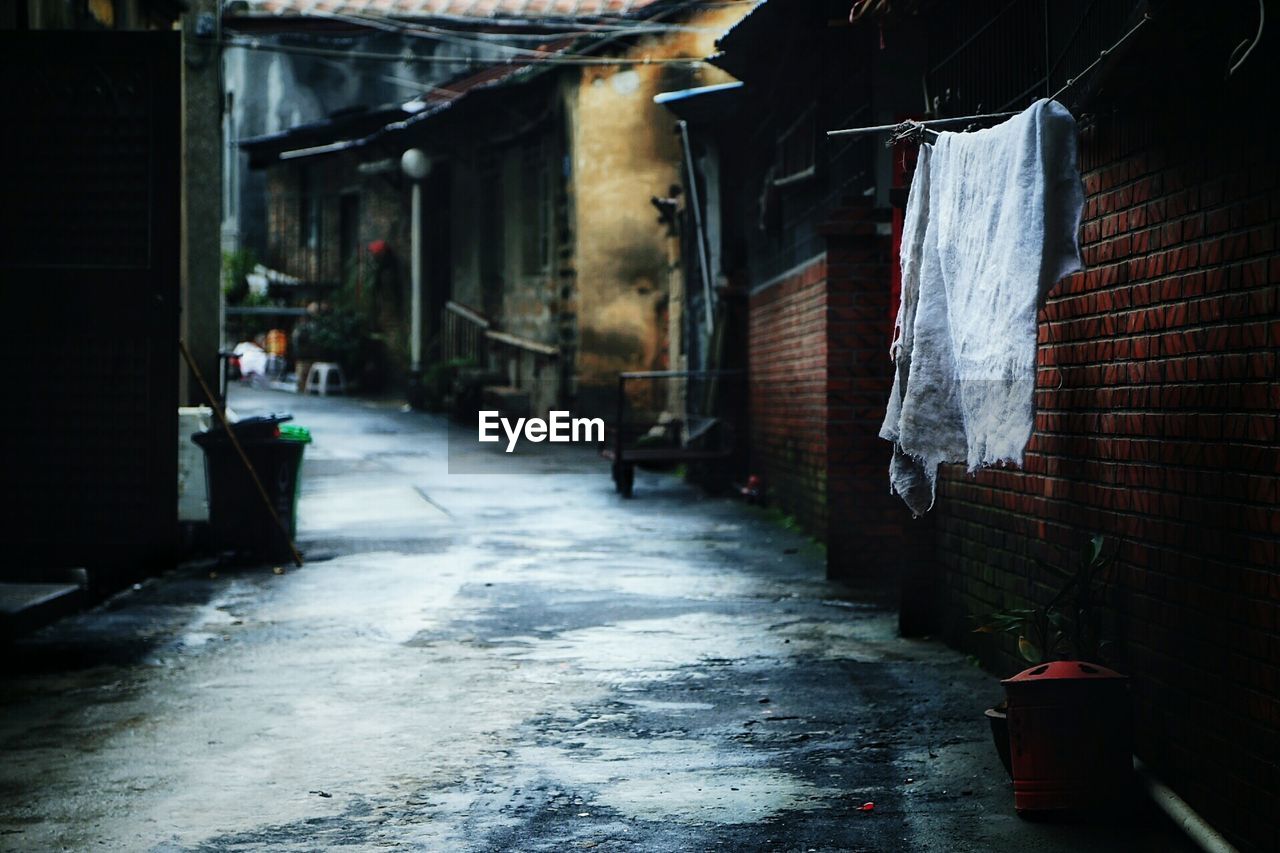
[974,534,1129,812]
[976,534,1117,666]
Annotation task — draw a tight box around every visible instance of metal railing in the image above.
[441,301,559,416]
[441,300,490,364]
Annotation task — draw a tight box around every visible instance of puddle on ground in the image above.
[515,737,838,824]
[265,551,470,645]
[299,486,450,535]
[503,611,931,683]
[619,699,716,713]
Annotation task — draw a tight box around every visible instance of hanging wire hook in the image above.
[1227,0,1265,77]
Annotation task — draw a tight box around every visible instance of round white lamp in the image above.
[401,148,431,180]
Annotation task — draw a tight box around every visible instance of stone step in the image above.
[0,582,86,641]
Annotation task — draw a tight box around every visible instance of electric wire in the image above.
[826,12,1154,140]
[221,0,738,65]
[313,9,719,39]
[296,10,681,63]
[1047,12,1150,103]
[215,0,726,67]
[230,0,757,32]
[211,35,707,66]
[273,9,712,47]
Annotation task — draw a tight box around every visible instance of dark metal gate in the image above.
[0,32,181,578]
[924,0,1144,116]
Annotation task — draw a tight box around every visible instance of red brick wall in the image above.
[824,218,904,577]
[747,211,903,579]
[932,103,1279,851]
[749,255,830,539]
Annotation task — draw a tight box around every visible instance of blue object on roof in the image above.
[652,81,744,105]
[652,81,745,123]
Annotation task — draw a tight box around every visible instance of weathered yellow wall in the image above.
[569,5,747,411]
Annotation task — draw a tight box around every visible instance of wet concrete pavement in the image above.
[1,387,1193,852]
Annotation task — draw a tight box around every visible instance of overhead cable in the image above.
[825,12,1154,141]
[211,35,707,66]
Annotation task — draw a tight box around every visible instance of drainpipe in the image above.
[676,120,714,334]
[401,148,431,403]
[1134,758,1239,853]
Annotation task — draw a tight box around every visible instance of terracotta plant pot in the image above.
[1002,660,1132,814]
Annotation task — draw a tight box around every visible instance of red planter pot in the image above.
[1002,660,1132,814]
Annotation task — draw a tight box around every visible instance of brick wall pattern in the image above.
[931,107,1279,852]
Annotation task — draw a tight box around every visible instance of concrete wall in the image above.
[568,6,746,416]
[180,0,224,406]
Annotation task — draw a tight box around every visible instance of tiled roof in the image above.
[239,41,564,163]
[241,0,663,19]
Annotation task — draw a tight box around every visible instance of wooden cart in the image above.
[600,369,743,498]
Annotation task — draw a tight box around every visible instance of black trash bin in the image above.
[193,414,311,561]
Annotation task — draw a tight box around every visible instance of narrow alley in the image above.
[1,389,1191,852]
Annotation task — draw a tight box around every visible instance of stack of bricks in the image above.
[933,100,1279,851]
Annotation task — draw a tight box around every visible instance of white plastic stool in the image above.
[306,361,345,396]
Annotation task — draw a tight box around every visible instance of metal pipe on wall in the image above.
[677,120,714,334]
[401,148,431,378]
[410,179,423,373]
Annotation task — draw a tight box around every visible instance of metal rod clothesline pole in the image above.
[825,111,1019,139]
[824,13,1153,141]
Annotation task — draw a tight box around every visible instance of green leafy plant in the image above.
[222,248,258,305]
[975,534,1117,665]
[294,305,369,374]
[418,358,476,412]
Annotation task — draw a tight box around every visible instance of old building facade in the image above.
[233,0,748,417]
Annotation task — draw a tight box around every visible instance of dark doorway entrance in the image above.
[338,192,360,289]
[425,163,453,350]
[0,32,181,583]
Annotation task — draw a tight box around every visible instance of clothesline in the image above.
[825,111,1018,140]
[824,13,1153,142]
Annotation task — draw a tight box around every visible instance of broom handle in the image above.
[180,340,304,567]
